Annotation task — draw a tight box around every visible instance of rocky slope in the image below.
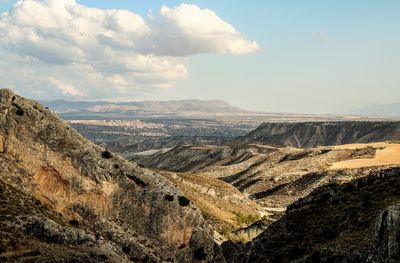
[0,89,224,262]
[235,121,400,148]
[157,171,264,243]
[242,166,400,262]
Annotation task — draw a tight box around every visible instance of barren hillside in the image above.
[235,121,400,148]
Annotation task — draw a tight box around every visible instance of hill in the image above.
[235,121,400,148]
[0,89,223,262]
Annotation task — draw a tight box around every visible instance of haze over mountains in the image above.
[42,99,400,120]
[40,99,400,159]
[42,99,247,119]
[351,103,400,117]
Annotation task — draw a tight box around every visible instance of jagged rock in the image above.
[25,216,96,245]
[0,89,224,262]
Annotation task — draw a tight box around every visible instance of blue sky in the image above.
[0,0,399,113]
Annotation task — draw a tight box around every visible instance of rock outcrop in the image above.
[0,89,224,262]
[235,121,400,148]
[370,203,400,262]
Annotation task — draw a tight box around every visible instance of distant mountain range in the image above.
[41,99,247,119]
[43,99,400,122]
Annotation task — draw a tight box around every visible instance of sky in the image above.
[0,0,399,113]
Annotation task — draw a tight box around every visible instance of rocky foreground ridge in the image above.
[0,89,224,262]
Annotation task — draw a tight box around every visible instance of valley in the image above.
[41,99,399,158]
[133,141,400,245]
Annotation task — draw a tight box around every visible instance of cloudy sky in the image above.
[0,0,399,113]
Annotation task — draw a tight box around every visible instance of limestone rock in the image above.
[0,89,224,262]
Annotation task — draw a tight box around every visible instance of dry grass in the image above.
[161,171,263,230]
[330,142,400,169]
[234,211,260,226]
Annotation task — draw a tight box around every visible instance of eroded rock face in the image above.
[236,121,400,148]
[371,203,400,262]
[0,89,224,262]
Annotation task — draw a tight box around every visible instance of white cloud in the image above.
[0,0,259,99]
[47,77,84,97]
[137,4,261,56]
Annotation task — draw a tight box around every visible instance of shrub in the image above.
[178,196,190,206]
[15,109,24,116]
[122,246,130,254]
[69,219,79,227]
[101,150,112,159]
[234,211,260,226]
[164,194,174,202]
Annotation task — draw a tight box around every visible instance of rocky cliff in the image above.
[0,89,224,262]
[235,121,400,148]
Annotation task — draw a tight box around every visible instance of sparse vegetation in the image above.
[68,176,84,193]
[72,203,97,222]
[228,232,253,244]
[234,211,260,226]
